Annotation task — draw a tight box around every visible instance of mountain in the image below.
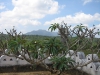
[25,29,58,36]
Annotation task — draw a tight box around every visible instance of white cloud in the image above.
[18,19,41,26]
[83,0,92,5]
[44,12,100,38]
[44,12,100,26]
[60,5,66,9]
[95,24,100,29]
[93,24,100,38]
[0,0,60,33]
[0,3,5,10]
[12,0,59,18]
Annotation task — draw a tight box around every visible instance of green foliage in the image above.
[74,24,86,31]
[8,40,18,53]
[1,22,100,73]
[48,23,59,32]
[51,56,74,71]
[44,37,66,55]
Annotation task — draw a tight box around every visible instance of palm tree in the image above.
[48,23,59,32]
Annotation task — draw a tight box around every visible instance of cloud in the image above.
[60,5,66,9]
[44,12,100,38]
[83,0,92,5]
[11,0,59,18]
[0,0,61,33]
[93,24,100,38]
[95,24,100,29]
[0,3,5,10]
[44,12,100,26]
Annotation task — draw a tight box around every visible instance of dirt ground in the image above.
[0,65,89,75]
[0,70,88,75]
[0,71,51,75]
[0,72,71,75]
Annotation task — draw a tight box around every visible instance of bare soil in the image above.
[0,65,89,75]
[0,72,71,75]
[0,71,51,75]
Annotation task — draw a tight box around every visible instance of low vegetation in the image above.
[0,22,100,75]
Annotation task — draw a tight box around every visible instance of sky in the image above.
[0,0,100,34]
